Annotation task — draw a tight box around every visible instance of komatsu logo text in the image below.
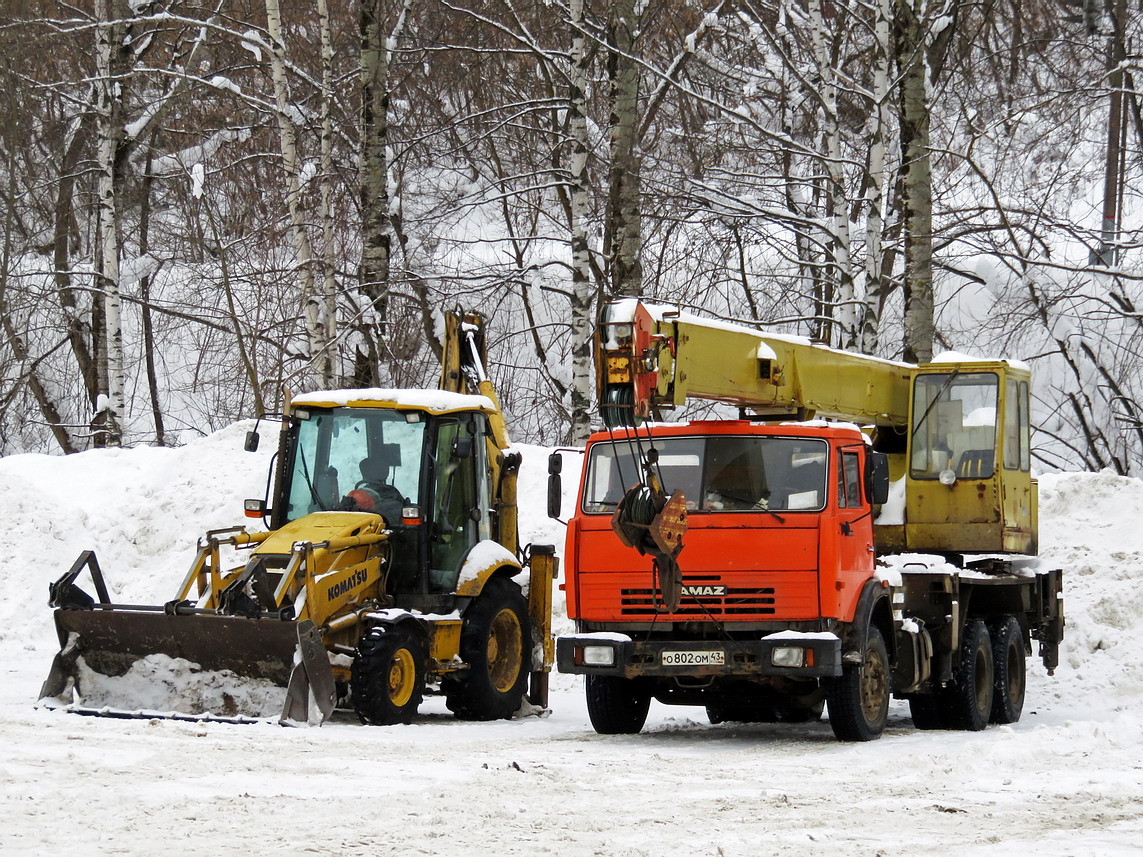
[682,585,725,597]
[328,569,368,601]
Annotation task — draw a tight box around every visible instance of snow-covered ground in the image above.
[2,425,1141,856]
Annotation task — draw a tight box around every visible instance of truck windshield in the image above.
[582,435,829,514]
[910,372,998,479]
[284,407,426,521]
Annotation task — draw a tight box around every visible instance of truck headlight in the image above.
[771,646,807,668]
[582,645,616,667]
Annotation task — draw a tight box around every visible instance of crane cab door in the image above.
[428,415,490,592]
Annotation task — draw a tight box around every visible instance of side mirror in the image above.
[244,430,260,452]
[547,452,563,518]
[452,436,474,459]
[867,451,890,506]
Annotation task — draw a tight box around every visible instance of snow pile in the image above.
[1033,470,1143,707]
[59,654,287,720]
[0,421,273,656]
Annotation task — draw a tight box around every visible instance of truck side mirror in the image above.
[867,451,890,505]
[244,430,260,452]
[547,452,563,518]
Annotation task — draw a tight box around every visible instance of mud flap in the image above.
[280,622,337,726]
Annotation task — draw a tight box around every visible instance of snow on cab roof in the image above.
[291,388,497,413]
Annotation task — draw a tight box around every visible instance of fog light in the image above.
[582,645,616,667]
[771,646,806,668]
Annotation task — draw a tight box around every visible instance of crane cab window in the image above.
[1003,378,1031,471]
[910,372,998,480]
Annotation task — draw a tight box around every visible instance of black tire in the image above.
[586,675,651,734]
[907,693,951,730]
[706,703,775,724]
[945,617,994,731]
[989,615,1026,724]
[351,624,426,725]
[444,576,530,721]
[827,625,890,742]
[777,700,825,723]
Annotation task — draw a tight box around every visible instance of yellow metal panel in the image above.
[428,620,463,663]
[660,318,911,426]
[253,512,384,555]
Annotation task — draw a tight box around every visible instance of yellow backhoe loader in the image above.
[39,311,555,725]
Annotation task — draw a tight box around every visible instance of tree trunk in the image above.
[358,0,395,386]
[895,0,934,363]
[317,0,339,387]
[93,0,128,447]
[264,0,322,383]
[860,0,892,355]
[138,146,166,445]
[809,0,855,349]
[569,0,594,443]
[605,0,642,299]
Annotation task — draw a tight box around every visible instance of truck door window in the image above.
[838,451,862,508]
[911,372,998,480]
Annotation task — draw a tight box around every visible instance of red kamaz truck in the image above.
[553,300,1062,741]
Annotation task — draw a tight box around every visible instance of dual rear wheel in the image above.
[909,615,1025,731]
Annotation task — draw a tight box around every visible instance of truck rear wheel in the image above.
[586,675,651,734]
[989,615,1026,724]
[908,693,951,730]
[444,576,530,721]
[827,625,890,742]
[946,617,994,731]
[352,624,426,725]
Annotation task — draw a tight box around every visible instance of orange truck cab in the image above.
[558,419,887,697]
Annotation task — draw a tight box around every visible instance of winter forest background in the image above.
[2,0,1142,475]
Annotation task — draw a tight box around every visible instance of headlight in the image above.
[582,645,616,667]
[771,646,807,668]
[939,468,957,486]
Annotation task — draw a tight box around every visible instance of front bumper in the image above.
[556,633,842,679]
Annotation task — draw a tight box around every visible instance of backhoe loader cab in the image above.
[40,312,556,727]
[275,394,501,604]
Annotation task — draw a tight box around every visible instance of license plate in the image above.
[661,649,725,667]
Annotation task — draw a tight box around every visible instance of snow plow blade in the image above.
[39,607,337,726]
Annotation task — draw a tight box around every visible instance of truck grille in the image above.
[619,586,776,617]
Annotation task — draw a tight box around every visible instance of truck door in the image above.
[837,448,873,574]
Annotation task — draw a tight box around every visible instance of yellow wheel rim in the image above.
[487,608,523,693]
[387,648,416,708]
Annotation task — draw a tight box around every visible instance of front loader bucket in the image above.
[39,608,336,726]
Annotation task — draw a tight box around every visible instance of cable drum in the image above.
[612,484,657,552]
[602,386,637,428]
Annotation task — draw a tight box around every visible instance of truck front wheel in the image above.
[586,675,651,734]
[827,625,890,741]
